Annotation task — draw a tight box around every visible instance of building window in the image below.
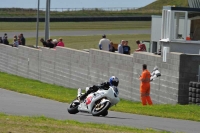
[172,11,188,40]
[161,9,188,42]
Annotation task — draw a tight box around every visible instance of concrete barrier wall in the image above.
[1,44,198,104]
[88,49,135,100]
[40,47,56,84]
[0,45,7,73]
[132,52,180,104]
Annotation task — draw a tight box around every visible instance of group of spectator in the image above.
[118,40,131,55]
[98,34,147,55]
[0,33,64,49]
[0,33,9,45]
[98,34,131,54]
[0,33,26,47]
[13,33,26,47]
[40,38,65,48]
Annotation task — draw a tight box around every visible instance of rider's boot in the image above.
[78,86,93,102]
[77,88,82,97]
[79,93,88,102]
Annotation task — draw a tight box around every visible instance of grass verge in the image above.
[0,72,200,122]
[0,113,168,133]
[0,21,151,32]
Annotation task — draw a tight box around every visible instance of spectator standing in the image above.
[56,38,65,47]
[13,38,19,47]
[13,37,16,44]
[18,35,22,45]
[118,40,125,54]
[3,33,7,39]
[123,41,131,55]
[40,38,48,47]
[135,40,147,52]
[18,38,21,46]
[47,39,54,48]
[52,39,58,47]
[139,64,153,106]
[20,33,26,45]
[99,34,110,51]
[3,36,9,45]
[14,35,17,39]
[0,37,3,43]
[109,41,115,52]
[49,38,53,43]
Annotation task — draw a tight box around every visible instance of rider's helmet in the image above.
[109,76,119,87]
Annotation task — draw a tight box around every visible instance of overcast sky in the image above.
[0,0,156,8]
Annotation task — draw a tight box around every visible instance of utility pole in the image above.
[45,0,50,41]
[36,0,40,48]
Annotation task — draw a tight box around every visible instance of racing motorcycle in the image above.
[67,66,161,117]
[67,86,119,117]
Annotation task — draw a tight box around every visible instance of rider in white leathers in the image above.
[79,76,119,101]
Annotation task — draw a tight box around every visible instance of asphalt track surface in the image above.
[0,89,200,133]
[0,29,151,38]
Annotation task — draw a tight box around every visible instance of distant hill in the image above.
[142,0,188,10]
[0,0,189,17]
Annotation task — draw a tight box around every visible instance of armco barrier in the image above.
[0,16,151,22]
[0,44,200,104]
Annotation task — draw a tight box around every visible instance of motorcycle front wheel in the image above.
[101,110,108,116]
[92,101,111,116]
[67,99,79,114]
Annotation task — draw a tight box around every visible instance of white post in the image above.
[163,47,170,62]
[36,0,40,48]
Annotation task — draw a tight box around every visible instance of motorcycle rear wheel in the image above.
[67,100,79,114]
[92,101,111,116]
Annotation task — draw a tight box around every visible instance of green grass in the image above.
[142,0,188,10]
[15,34,150,53]
[0,113,168,133]
[0,72,200,122]
[0,21,151,32]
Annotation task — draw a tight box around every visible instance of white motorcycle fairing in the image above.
[67,86,120,116]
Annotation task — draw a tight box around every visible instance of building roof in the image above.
[163,6,200,12]
[188,0,200,8]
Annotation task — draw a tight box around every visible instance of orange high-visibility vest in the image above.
[140,70,151,93]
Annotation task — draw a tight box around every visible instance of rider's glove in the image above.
[90,85,99,92]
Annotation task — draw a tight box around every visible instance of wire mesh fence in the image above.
[0,7,162,17]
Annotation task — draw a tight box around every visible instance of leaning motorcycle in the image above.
[68,66,161,116]
[67,86,120,116]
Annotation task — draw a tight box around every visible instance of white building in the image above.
[151,6,200,54]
